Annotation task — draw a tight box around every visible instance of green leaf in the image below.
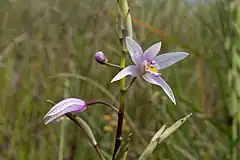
[139,141,158,160]
[139,113,192,160]
[158,113,192,144]
[151,125,166,142]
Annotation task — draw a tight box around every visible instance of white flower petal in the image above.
[143,42,162,61]
[46,102,84,117]
[154,52,189,69]
[142,73,176,104]
[45,105,85,124]
[44,105,84,125]
[126,37,143,65]
[111,65,140,83]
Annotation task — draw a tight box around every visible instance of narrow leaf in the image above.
[139,141,158,160]
[158,113,192,143]
[139,113,192,160]
[151,125,166,142]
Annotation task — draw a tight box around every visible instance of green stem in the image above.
[113,0,132,159]
[105,62,123,69]
[112,47,127,159]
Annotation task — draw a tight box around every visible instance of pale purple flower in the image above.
[43,98,87,125]
[95,51,107,64]
[111,37,189,104]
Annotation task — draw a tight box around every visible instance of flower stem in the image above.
[86,100,119,112]
[105,62,123,69]
[113,0,133,158]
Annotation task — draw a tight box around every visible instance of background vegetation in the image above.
[0,0,239,159]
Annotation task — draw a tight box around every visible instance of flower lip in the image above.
[143,60,161,77]
[43,98,87,125]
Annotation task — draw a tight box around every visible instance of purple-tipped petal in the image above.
[143,42,162,61]
[142,73,176,104]
[111,65,140,83]
[126,37,143,66]
[154,52,189,69]
[44,105,85,125]
[43,98,87,124]
[44,98,85,117]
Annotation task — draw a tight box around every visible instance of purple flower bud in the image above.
[43,98,87,125]
[95,51,107,64]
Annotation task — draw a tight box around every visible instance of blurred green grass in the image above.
[0,0,239,159]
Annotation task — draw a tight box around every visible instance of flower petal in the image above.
[154,52,189,69]
[111,65,140,83]
[44,98,85,118]
[44,105,86,125]
[126,37,143,65]
[46,101,85,117]
[143,42,162,61]
[142,73,176,104]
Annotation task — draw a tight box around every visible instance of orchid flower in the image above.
[111,37,189,104]
[43,98,87,125]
